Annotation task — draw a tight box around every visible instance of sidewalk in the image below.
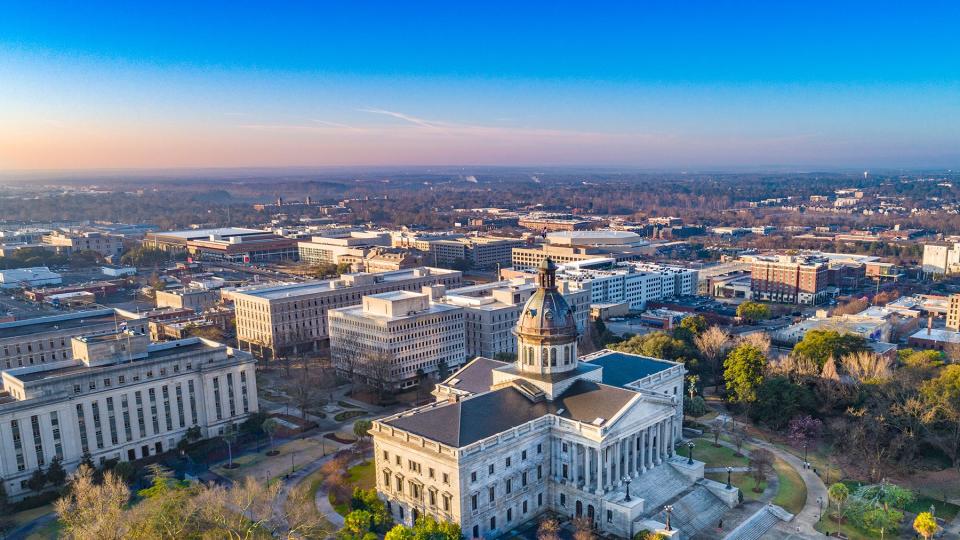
[706,417,827,539]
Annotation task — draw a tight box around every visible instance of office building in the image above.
[143,228,267,254]
[427,237,524,269]
[923,243,960,276]
[746,255,829,305]
[0,309,147,371]
[442,278,589,359]
[0,331,257,498]
[232,267,462,359]
[329,291,466,391]
[506,260,698,311]
[42,231,124,258]
[297,231,392,265]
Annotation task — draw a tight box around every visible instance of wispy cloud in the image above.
[358,108,446,130]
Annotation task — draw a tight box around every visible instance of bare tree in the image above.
[841,351,892,384]
[55,465,130,540]
[748,448,774,493]
[571,517,595,540]
[695,326,730,391]
[737,331,771,357]
[537,516,561,540]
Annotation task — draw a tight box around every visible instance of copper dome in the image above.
[515,258,578,343]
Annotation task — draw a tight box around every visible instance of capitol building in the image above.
[371,259,739,539]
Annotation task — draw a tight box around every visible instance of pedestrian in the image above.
[718,519,723,531]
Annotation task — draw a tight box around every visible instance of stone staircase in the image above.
[722,505,792,540]
[667,487,729,537]
[632,464,694,512]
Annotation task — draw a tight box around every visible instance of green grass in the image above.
[814,516,878,540]
[677,438,749,468]
[706,472,767,501]
[839,480,960,522]
[772,458,807,514]
[329,461,377,516]
[334,410,366,422]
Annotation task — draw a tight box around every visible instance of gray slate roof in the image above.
[442,357,509,394]
[384,379,636,447]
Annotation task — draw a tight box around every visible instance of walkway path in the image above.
[706,418,828,539]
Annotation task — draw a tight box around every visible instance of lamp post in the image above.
[817,496,823,521]
[664,505,673,531]
[687,441,695,465]
[623,476,632,502]
[726,466,733,490]
[290,450,296,475]
[803,443,808,468]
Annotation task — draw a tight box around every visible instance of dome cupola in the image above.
[514,258,579,374]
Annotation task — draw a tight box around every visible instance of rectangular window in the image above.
[91,400,104,449]
[226,373,236,417]
[212,377,223,421]
[11,419,25,471]
[488,486,495,502]
[187,380,198,425]
[471,494,478,511]
[76,404,89,453]
[50,411,63,459]
[149,388,160,433]
[175,385,185,428]
[106,397,119,445]
[162,386,173,431]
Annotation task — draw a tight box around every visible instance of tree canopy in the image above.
[724,343,767,404]
[792,329,868,368]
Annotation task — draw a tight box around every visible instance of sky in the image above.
[1,1,959,171]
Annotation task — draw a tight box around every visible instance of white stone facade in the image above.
[0,332,257,498]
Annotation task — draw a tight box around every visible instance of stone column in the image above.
[596,445,605,494]
[659,421,666,461]
[640,428,646,470]
[584,446,592,491]
[570,443,580,486]
[654,422,662,466]
[611,439,619,487]
[628,433,636,478]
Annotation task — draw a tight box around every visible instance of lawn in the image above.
[677,438,749,468]
[839,480,960,522]
[772,458,807,515]
[334,410,366,422]
[705,471,767,502]
[212,437,336,482]
[329,461,376,516]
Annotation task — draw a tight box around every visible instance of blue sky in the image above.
[1,1,958,169]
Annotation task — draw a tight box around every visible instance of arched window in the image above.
[565,346,572,364]
[550,348,557,366]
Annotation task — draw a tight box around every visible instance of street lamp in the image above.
[623,476,632,502]
[687,441,695,465]
[817,496,823,520]
[664,505,673,531]
[290,450,296,475]
[726,466,733,490]
[803,443,808,468]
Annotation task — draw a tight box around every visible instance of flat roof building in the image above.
[0,308,147,371]
[329,291,466,391]
[232,267,462,359]
[441,278,590,359]
[0,267,62,289]
[0,331,257,499]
